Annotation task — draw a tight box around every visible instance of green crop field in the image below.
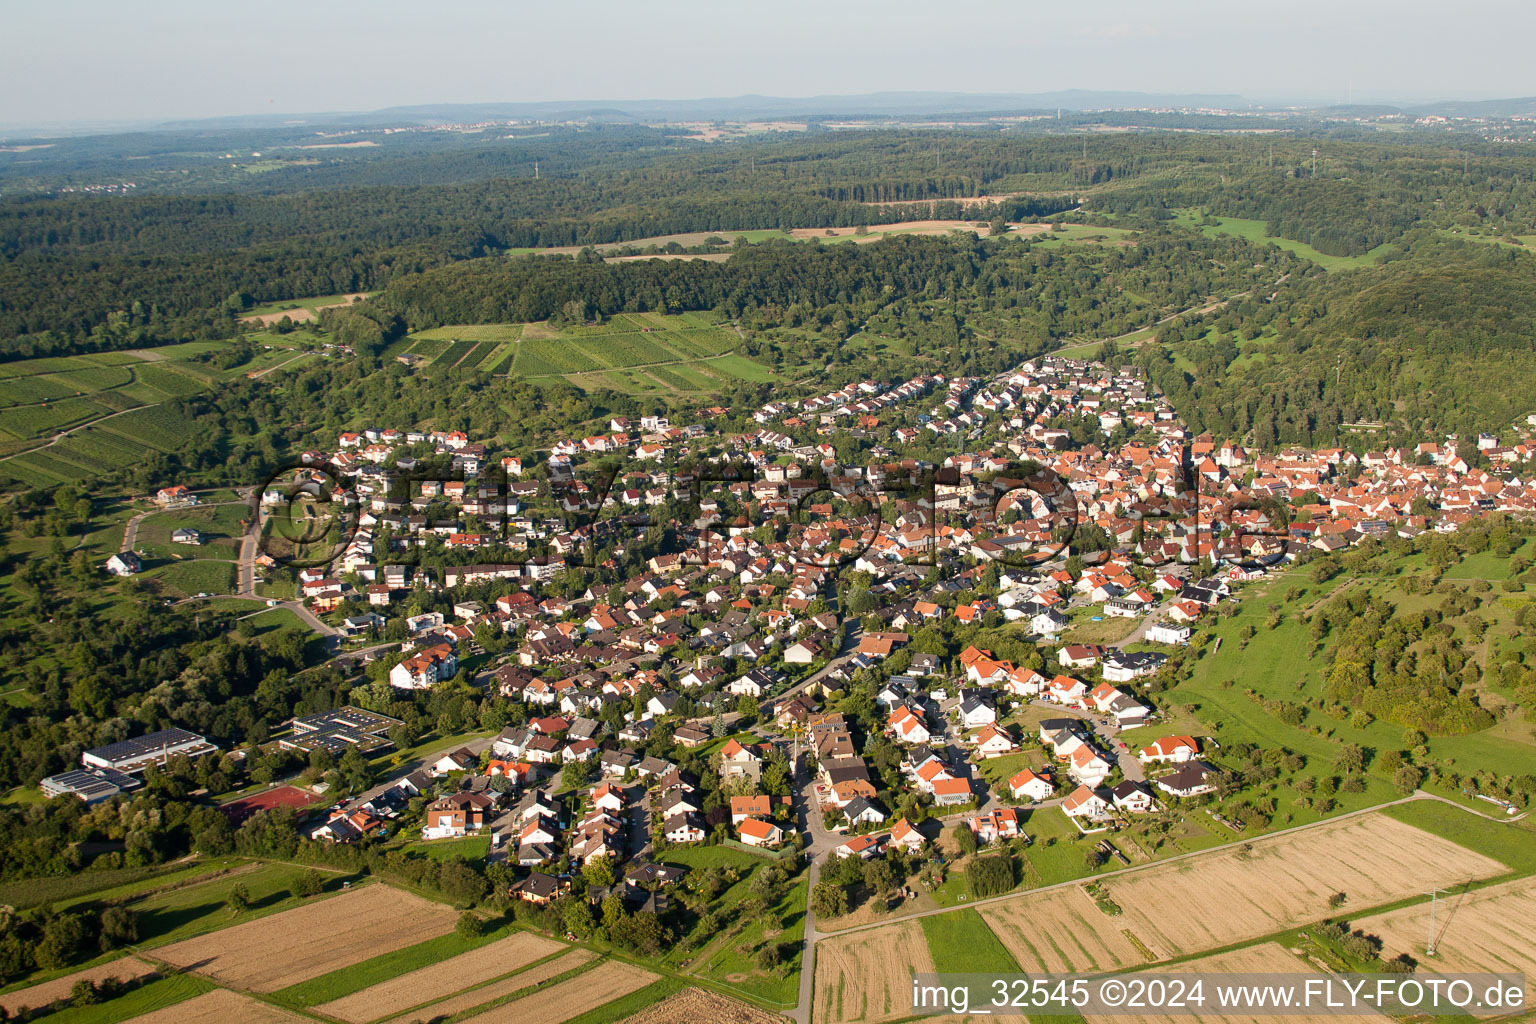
[402,313,771,393]
[434,339,478,367]
[921,908,1022,973]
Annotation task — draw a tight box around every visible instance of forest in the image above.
[1132,237,1536,446]
[4,127,1535,359]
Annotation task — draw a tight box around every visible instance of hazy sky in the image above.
[6,0,1535,126]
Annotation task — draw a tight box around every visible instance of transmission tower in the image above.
[1424,887,1447,956]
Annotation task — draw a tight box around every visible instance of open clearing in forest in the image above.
[239,293,370,325]
[979,885,1152,973]
[813,919,933,1024]
[1353,876,1536,1001]
[1098,813,1506,958]
[0,956,156,1014]
[153,884,458,991]
[314,930,565,1022]
[785,220,1049,241]
[458,958,657,1024]
[124,987,310,1024]
[1081,942,1386,1024]
[617,986,788,1024]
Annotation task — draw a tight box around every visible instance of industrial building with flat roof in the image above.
[81,727,219,773]
[41,767,143,803]
[279,706,402,756]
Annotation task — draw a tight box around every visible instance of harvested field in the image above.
[1081,942,1385,1024]
[1353,877,1536,1000]
[154,883,458,991]
[618,986,788,1024]
[0,956,156,1014]
[239,294,368,326]
[1099,813,1506,958]
[788,220,987,240]
[813,919,934,1024]
[379,949,595,1024]
[461,958,658,1024]
[979,885,1152,973]
[316,931,565,1022]
[123,987,310,1024]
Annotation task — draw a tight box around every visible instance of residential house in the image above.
[1062,784,1110,822]
[1008,768,1053,802]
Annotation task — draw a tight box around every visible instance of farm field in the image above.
[978,884,1154,973]
[0,337,314,487]
[127,861,340,948]
[509,221,1044,258]
[812,919,933,1024]
[1351,876,1536,1000]
[458,957,658,1024]
[121,987,310,1024]
[1081,942,1385,1024]
[313,930,565,1022]
[1097,813,1506,958]
[153,883,458,991]
[920,909,1020,974]
[392,312,773,395]
[240,292,370,325]
[617,986,788,1024]
[376,948,594,1024]
[0,957,156,1015]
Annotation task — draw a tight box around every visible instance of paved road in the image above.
[762,625,863,716]
[1025,698,1144,783]
[169,487,343,638]
[789,741,840,1024]
[1109,597,1172,649]
[346,734,497,812]
[121,491,254,554]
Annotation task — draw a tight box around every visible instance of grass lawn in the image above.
[0,859,241,913]
[920,908,1021,972]
[142,557,237,598]
[1061,611,1139,645]
[401,834,492,863]
[1382,799,1536,877]
[686,872,807,1007]
[34,974,214,1024]
[1171,209,1391,271]
[973,750,1051,795]
[131,861,360,948]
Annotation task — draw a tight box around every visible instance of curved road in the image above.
[129,488,340,639]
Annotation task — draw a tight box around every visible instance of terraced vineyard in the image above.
[395,312,769,395]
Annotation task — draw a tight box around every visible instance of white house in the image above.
[972,724,1018,759]
[1138,735,1199,764]
[1146,621,1191,645]
[1009,768,1053,802]
[1062,785,1110,821]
